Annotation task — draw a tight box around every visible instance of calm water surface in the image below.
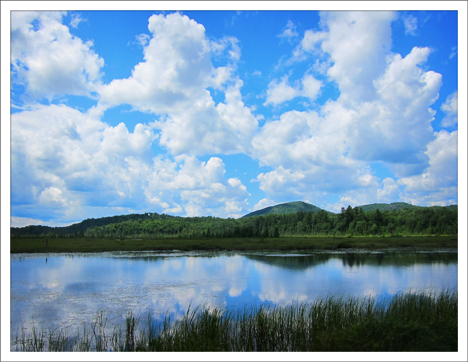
[10,250,457,340]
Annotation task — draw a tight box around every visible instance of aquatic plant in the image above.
[12,290,457,352]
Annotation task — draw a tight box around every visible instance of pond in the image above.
[10,249,457,344]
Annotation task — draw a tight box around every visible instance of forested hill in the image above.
[242,201,326,218]
[241,201,457,217]
[357,202,418,212]
[357,202,458,212]
[11,202,457,239]
[10,213,155,238]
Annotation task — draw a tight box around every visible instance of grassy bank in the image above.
[10,235,457,254]
[13,291,457,352]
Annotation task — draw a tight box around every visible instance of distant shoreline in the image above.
[10,235,458,254]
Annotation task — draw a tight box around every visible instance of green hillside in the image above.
[357,202,418,212]
[357,202,458,213]
[10,201,458,240]
[10,213,155,238]
[242,201,327,218]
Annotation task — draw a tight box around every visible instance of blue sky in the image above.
[4,4,465,227]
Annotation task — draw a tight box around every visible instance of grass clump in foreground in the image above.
[13,291,457,352]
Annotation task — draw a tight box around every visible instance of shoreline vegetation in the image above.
[10,235,458,254]
[12,291,458,352]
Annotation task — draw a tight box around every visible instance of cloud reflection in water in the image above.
[10,251,457,340]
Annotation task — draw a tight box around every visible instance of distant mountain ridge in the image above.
[242,201,457,218]
[11,213,155,237]
[242,201,328,218]
[11,201,457,238]
[356,202,417,212]
[356,202,457,212]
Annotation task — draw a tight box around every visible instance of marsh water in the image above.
[10,250,457,342]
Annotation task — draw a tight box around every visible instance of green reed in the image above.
[12,290,457,352]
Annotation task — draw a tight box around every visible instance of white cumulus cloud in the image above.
[264,74,323,106]
[11,11,104,100]
[10,103,251,225]
[264,76,299,106]
[320,11,396,105]
[398,130,458,205]
[99,12,257,157]
[441,91,458,128]
[253,11,448,207]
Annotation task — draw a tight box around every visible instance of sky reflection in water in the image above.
[10,251,457,339]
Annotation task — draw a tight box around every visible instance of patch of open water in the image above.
[10,249,457,345]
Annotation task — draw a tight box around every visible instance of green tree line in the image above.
[11,205,457,239]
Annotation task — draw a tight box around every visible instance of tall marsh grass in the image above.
[12,291,457,352]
